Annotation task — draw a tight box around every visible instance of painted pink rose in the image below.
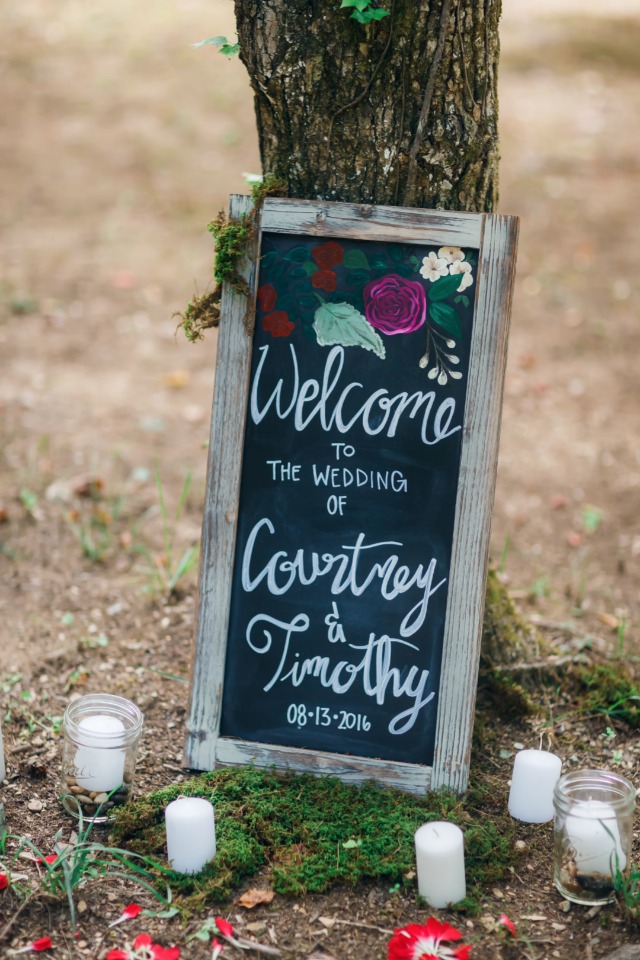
[363,274,426,335]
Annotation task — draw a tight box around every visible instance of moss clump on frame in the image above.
[176,174,287,343]
[110,766,516,914]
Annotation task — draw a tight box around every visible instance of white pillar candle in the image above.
[414,821,466,908]
[508,749,562,823]
[74,714,126,793]
[565,800,626,875]
[165,797,216,874]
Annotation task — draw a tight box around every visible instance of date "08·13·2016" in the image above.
[286,703,371,731]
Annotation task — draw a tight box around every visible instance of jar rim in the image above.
[64,694,143,747]
[554,768,637,811]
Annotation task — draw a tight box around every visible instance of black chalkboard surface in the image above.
[185,198,518,794]
[220,232,475,766]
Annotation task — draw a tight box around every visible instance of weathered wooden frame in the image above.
[184,196,518,795]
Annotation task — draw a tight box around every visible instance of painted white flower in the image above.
[420,251,449,282]
[438,246,465,264]
[450,259,473,292]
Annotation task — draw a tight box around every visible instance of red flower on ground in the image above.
[497,914,516,937]
[388,919,471,960]
[262,310,295,338]
[105,951,130,960]
[311,241,344,269]
[311,269,337,292]
[109,903,143,927]
[0,873,8,890]
[214,918,235,940]
[211,938,224,959]
[12,937,54,954]
[257,284,278,312]
[36,855,58,866]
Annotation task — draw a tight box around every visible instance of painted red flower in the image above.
[311,241,344,269]
[364,274,426,336]
[0,873,8,890]
[388,919,471,960]
[311,269,337,292]
[262,310,295,337]
[257,284,278,312]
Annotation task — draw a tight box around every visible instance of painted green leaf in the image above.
[301,261,318,277]
[285,245,311,262]
[429,301,462,339]
[343,249,371,271]
[429,274,463,302]
[313,301,385,358]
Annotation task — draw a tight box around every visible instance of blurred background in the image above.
[1,0,639,677]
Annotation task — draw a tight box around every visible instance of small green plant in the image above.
[66,496,124,563]
[19,486,38,517]
[577,663,640,727]
[582,504,603,533]
[192,35,239,57]
[134,469,199,596]
[1,804,172,931]
[529,574,549,600]
[340,0,390,23]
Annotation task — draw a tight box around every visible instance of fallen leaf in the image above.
[597,612,621,630]
[318,917,336,929]
[238,888,275,910]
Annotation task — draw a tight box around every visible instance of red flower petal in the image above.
[0,873,8,890]
[30,938,53,952]
[105,951,131,960]
[214,917,234,939]
[211,938,224,959]
[109,902,143,927]
[152,947,180,960]
[134,933,153,949]
[421,917,464,942]
[37,855,58,866]
[497,914,516,937]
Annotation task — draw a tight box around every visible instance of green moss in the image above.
[575,663,640,727]
[173,289,221,343]
[110,767,516,914]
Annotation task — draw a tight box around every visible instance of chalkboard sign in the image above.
[185,198,518,794]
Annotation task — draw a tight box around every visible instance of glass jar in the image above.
[60,694,143,822]
[554,769,636,905]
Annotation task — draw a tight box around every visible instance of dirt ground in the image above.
[1,1,640,957]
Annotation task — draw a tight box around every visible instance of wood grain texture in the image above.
[431,214,519,792]
[185,197,518,794]
[261,198,482,248]
[183,195,258,771]
[215,737,431,794]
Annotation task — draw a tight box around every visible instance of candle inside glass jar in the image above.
[74,714,126,793]
[565,799,626,876]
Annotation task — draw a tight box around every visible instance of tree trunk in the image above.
[234,0,501,211]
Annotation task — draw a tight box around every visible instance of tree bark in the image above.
[235,0,501,211]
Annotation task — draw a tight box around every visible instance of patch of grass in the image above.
[576,663,640,727]
[110,767,516,915]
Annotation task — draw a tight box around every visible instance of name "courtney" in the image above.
[242,517,446,638]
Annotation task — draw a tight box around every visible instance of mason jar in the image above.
[60,694,143,822]
[554,768,636,905]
